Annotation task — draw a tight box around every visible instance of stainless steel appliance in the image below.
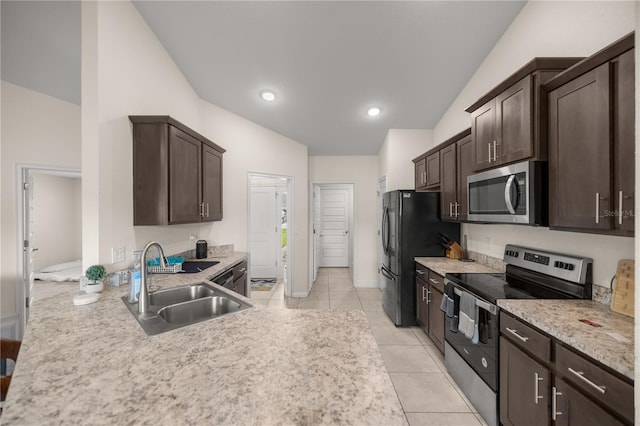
[380,190,460,326]
[443,245,592,426]
[467,160,547,225]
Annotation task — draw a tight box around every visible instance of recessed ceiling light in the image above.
[367,107,381,117]
[261,91,276,102]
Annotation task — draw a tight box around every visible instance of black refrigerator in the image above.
[381,190,460,327]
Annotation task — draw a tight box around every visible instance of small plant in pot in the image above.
[81,265,106,293]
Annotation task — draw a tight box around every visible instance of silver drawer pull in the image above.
[534,372,543,404]
[552,386,563,420]
[568,367,606,394]
[429,278,438,284]
[426,289,431,304]
[416,270,425,275]
[506,327,529,342]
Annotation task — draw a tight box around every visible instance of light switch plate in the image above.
[112,246,125,264]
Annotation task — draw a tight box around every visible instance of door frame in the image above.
[247,172,294,297]
[308,181,356,288]
[15,164,81,339]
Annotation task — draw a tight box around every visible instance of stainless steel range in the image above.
[443,245,593,426]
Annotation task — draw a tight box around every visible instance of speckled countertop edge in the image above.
[3,252,406,425]
[498,299,634,380]
[415,256,502,276]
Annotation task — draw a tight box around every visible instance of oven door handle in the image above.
[450,284,498,315]
[504,175,517,214]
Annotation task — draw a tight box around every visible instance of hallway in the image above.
[250,267,487,426]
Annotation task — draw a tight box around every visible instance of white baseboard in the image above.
[355,280,380,289]
[1,314,20,339]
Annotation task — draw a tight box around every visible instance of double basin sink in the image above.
[122,281,253,335]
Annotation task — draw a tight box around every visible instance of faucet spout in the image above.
[138,241,167,315]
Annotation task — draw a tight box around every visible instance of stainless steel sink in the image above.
[122,281,253,335]
[158,296,242,324]
[149,283,216,307]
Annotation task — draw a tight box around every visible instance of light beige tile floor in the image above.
[250,267,487,426]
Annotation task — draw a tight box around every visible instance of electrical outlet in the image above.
[112,246,125,264]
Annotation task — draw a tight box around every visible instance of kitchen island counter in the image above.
[498,299,634,380]
[2,255,406,425]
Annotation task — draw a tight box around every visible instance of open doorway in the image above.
[16,165,81,338]
[248,173,293,298]
[309,182,355,289]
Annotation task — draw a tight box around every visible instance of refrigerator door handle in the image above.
[380,265,396,281]
[382,207,390,255]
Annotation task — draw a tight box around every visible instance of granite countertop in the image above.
[415,257,502,276]
[498,299,634,380]
[3,253,406,425]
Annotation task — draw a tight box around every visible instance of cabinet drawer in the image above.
[233,261,248,279]
[427,271,444,293]
[500,312,551,363]
[555,343,633,422]
[415,263,428,281]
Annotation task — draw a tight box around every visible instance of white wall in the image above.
[32,175,82,271]
[309,156,379,287]
[81,1,310,295]
[198,101,309,295]
[378,129,432,191]
[0,81,81,316]
[431,1,636,289]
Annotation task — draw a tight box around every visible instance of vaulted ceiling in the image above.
[1,1,526,155]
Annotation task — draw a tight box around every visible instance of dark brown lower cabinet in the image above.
[500,312,633,425]
[553,378,624,426]
[232,261,248,297]
[415,263,445,354]
[500,336,551,426]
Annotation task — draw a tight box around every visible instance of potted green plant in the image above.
[81,264,106,293]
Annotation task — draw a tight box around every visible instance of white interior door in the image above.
[377,177,387,288]
[312,184,321,281]
[249,186,278,279]
[319,188,349,267]
[22,170,36,325]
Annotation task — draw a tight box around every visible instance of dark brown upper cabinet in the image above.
[130,115,225,225]
[414,151,440,190]
[466,58,582,172]
[545,33,634,237]
[439,129,472,222]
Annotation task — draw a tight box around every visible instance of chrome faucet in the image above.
[138,241,167,315]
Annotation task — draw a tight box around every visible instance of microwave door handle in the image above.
[504,175,517,214]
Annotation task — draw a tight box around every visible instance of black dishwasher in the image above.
[211,269,234,290]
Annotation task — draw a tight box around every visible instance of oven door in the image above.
[444,283,499,392]
[467,161,540,225]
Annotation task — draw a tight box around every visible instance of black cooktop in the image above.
[444,268,585,305]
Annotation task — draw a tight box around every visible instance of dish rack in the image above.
[146,256,184,274]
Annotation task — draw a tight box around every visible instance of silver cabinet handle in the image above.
[619,190,623,225]
[422,286,427,302]
[429,278,438,284]
[552,386,563,420]
[506,327,529,342]
[488,143,492,162]
[567,367,606,394]
[416,269,425,275]
[493,141,498,162]
[504,175,517,214]
[534,372,543,404]
[205,203,210,218]
[449,202,453,217]
[199,202,205,218]
[454,202,459,218]
[426,289,431,304]
[595,192,600,224]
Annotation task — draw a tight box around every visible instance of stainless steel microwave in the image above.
[467,160,547,225]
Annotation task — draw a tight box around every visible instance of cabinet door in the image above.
[456,134,473,222]
[427,284,445,354]
[548,63,611,231]
[425,151,440,187]
[500,337,551,426]
[415,275,428,330]
[496,75,533,165]
[169,126,202,224]
[415,158,427,190]
[471,98,496,171]
[202,144,223,222]
[553,378,624,426]
[440,144,457,220]
[613,48,635,235]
